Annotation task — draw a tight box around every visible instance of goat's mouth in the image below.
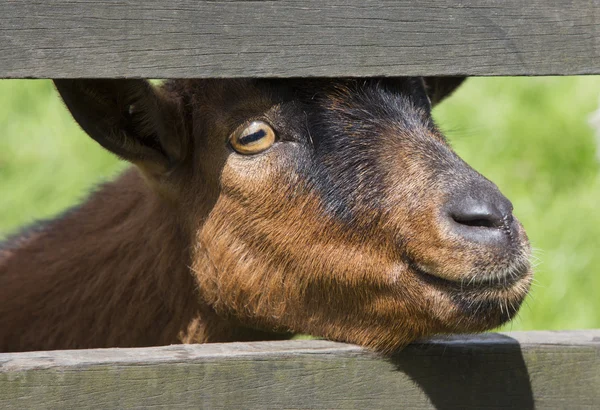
[410,258,532,327]
[412,259,531,293]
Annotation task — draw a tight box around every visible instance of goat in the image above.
[0,78,532,353]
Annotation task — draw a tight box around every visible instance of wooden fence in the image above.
[1,331,599,408]
[0,0,598,78]
[1,0,599,408]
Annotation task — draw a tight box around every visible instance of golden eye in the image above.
[230,121,276,155]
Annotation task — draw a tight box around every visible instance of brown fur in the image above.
[0,78,532,353]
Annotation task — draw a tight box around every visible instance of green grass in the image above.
[0,80,126,235]
[1,77,599,331]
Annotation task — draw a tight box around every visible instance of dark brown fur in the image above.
[0,78,532,353]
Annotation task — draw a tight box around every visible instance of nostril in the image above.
[446,188,512,231]
[451,207,503,229]
[444,181,515,244]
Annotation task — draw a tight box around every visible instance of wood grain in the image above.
[0,0,598,78]
[1,330,599,409]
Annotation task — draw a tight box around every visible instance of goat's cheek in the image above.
[194,174,455,345]
[191,189,305,317]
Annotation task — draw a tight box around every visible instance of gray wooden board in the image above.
[0,0,598,78]
[1,330,599,409]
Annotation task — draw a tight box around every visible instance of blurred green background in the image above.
[1,78,599,331]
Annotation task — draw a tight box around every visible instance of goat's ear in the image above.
[423,76,467,106]
[54,79,186,174]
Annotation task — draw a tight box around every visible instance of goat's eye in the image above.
[230,121,276,155]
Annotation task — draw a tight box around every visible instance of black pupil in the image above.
[239,128,266,145]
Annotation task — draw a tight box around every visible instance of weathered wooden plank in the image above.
[1,330,599,409]
[0,0,598,78]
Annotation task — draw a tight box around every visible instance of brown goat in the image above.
[0,78,532,353]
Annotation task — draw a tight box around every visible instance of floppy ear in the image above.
[54,79,186,174]
[423,76,467,106]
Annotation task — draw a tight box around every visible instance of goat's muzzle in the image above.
[406,175,532,330]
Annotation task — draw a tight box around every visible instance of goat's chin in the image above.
[414,261,533,334]
[285,265,533,354]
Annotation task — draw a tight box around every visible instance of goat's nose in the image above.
[444,182,514,245]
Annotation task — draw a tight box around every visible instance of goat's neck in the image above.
[0,169,204,352]
[0,169,290,353]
